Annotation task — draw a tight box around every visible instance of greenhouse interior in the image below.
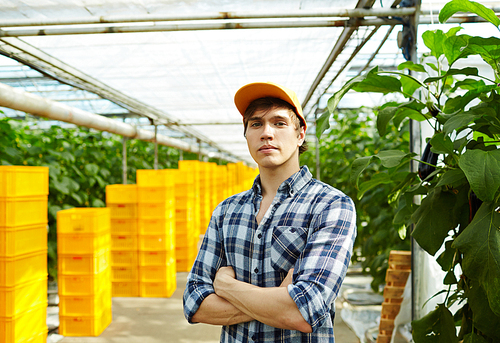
[1,0,499,342]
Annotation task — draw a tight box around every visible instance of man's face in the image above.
[245,108,305,170]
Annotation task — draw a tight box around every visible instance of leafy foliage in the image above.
[301,109,411,291]
[318,0,500,340]
[0,118,197,278]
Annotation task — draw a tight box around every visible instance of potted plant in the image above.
[316,0,500,341]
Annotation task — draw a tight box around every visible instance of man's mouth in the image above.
[259,145,277,152]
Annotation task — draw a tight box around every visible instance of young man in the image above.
[183,82,357,342]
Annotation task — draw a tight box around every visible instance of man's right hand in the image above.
[280,268,294,287]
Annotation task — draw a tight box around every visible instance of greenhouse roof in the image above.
[0,0,499,165]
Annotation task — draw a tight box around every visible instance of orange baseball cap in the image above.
[234,82,307,130]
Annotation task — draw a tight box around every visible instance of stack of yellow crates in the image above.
[105,185,139,297]
[137,170,176,298]
[215,165,228,205]
[0,166,49,343]
[226,163,237,197]
[57,207,112,337]
[178,160,200,240]
[173,170,197,272]
[198,163,210,234]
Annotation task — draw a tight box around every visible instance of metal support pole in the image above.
[154,124,159,170]
[122,136,127,185]
[179,150,184,161]
[198,139,202,161]
[409,0,422,323]
[315,109,321,181]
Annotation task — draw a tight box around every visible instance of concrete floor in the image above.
[57,272,360,343]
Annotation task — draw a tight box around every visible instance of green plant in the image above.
[317,0,500,341]
[300,109,410,291]
[0,118,192,278]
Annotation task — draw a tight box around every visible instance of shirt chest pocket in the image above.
[270,226,308,272]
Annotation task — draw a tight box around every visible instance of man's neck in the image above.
[258,163,300,198]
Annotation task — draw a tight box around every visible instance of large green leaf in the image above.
[397,61,427,73]
[439,0,500,27]
[459,149,500,202]
[316,110,331,139]
[412,303,459,343]
[465,37,500,81]
[350,156,373,188]
[430,132,454,155]
[357,173,394,199]
[443,112,480,136]
[352,74,401,94]
[463,333,488,343]
[423,67,479,83]
[465,280,500,339]
[443,34,471,65]
[327,68,377,114]
[422,30,447,59]
[436,168,466,188]
[411,186,467,256]
[453,202,500,316]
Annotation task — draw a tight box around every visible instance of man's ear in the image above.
[297,126,306,146]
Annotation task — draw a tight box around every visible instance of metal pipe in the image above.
[0,8,417,28]
[122,136,127,184]
[0,82,236,162]
[0,18,404,37]
[154,124,158,170]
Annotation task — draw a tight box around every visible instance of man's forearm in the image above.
[214,272,312,333]
[191,293,254,326]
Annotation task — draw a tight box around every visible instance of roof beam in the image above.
[0,37,243,162]
[0,8,416,28]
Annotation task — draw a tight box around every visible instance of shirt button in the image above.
[257,233,262,239]
[251,334,257,341]
[254,268,259,273]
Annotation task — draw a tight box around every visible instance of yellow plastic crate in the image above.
[136,169,175,187]
[110,218,138,235]
[174,184,195,197]
[138,202,174,219]
[59,306,112,337]
[176,244,198,260]
[58,270,110,296]
[139,262,176,282]
[111,265,139,281]
[175,196,194,209]
[175,233,198,248]
[138,187,175,204]
[108,203,138,219]
[111,250,138,266]
[138,234,175,251]
[138,217,174,235]
[57,208,110,234]
[0,166,49,197]
[176,258,195,272]
[58,250,109,275]
[111,234,138,251]
[0,223,47,257]
[139,278,176,298]
[19,329,48,343]
[59,287,111,316]
[58,231,110,255]
[112,281,139,297]
[175,208,194,221]
[178,160,200,171]
[0,250,47,287]
[0,277,47,317]
[0,303,47,343]
[138,250,175,266]
[175,220,195,234]
[0,196,47,227]
[105,184,138,204]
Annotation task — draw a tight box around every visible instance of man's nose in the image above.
[260,123,274,140]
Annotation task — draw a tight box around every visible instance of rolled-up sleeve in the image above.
[183,203,227,324]
[287,194,357,331]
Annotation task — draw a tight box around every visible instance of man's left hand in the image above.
[214,266,236,295]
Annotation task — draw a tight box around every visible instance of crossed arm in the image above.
[191,267,312,333]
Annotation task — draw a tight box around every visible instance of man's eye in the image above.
[250,122,261,127]
[276,122,286,126]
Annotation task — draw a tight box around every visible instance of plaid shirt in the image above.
[183,166,356,343]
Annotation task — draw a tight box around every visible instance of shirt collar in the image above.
[251,165,312,197]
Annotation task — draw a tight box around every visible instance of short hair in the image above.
[243,97,308,155]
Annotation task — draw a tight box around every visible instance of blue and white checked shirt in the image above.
[183,166,356,343]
